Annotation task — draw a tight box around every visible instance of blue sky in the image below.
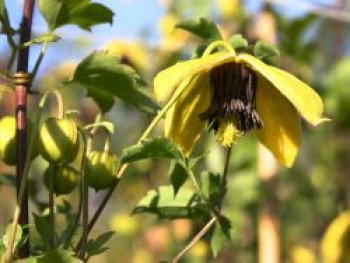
[0,0,337,75]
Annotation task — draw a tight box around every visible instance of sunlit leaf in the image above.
[23,33,60,47]
[70,51,158,114]
[15,249,82,263]
[200,171,220,207]
[210,221,230,258]
[38,0,114,31]
[133,185,207,219]
[176,18,222,41]
[120,137,183,164]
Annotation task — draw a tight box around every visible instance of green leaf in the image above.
[70,51,158,114]
[120,137,183,164]
[86,231,114,259]
[33,213,54,249]
[133,185,206,219]
[23,33,60,47]
[253,41,280,61]
[38,0,114,31]
[15,249,82,263]
[2,224,23,251]
[210,222,229,258]
[176,18,222,41]
[201,171,220,207]
[0,173,16,186]
[169,160,189,195]
[228,34,248,51]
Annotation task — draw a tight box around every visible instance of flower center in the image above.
[199,62,264,144]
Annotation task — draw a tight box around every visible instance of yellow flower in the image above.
[153,41,328,167]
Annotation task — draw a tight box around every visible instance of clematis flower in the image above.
[153,41,328,167]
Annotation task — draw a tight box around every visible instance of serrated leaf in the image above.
[201,171,220,207]
[86,231,114,259]
[169,160,189,195]
[176,18,222,41]
[253,41,280,61]
[228,34,248,51]
[38,0,114,31]
[15,249,82,263]
[120,137,183,164]
[133,185,206,219]
[70,51,158,114]
[33,213,54,249]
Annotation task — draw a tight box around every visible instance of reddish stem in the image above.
[16,0,35,258]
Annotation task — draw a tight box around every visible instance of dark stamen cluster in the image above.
[199,62,264,132]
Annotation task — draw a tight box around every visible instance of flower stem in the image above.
[77,134,91,260]
[202,40,236,57]
[49,166,55,249]
[218,147,232,210]
[31,42,48,81]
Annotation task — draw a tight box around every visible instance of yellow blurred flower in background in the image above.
[103,40,150,72]
[321,211,350,263]
[109,212,139,237]
[217,0,242,20]
[290,245,315,263]
[158,13,189,51]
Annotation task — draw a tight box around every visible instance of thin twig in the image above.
[172,217,217,263]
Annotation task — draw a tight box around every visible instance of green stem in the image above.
[202,40,236,57]
[78,135,91,260]
[218,147,232,210]
[7,47,18,72]
[49,166,55,249]
[31,42,48,81]
[76,115,100,259]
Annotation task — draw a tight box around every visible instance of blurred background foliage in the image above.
[1,0,350,262]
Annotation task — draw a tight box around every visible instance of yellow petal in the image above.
[154,52,235,102]
[164,73,211,156]
[238,53,327,126]
[255,77,301,167]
